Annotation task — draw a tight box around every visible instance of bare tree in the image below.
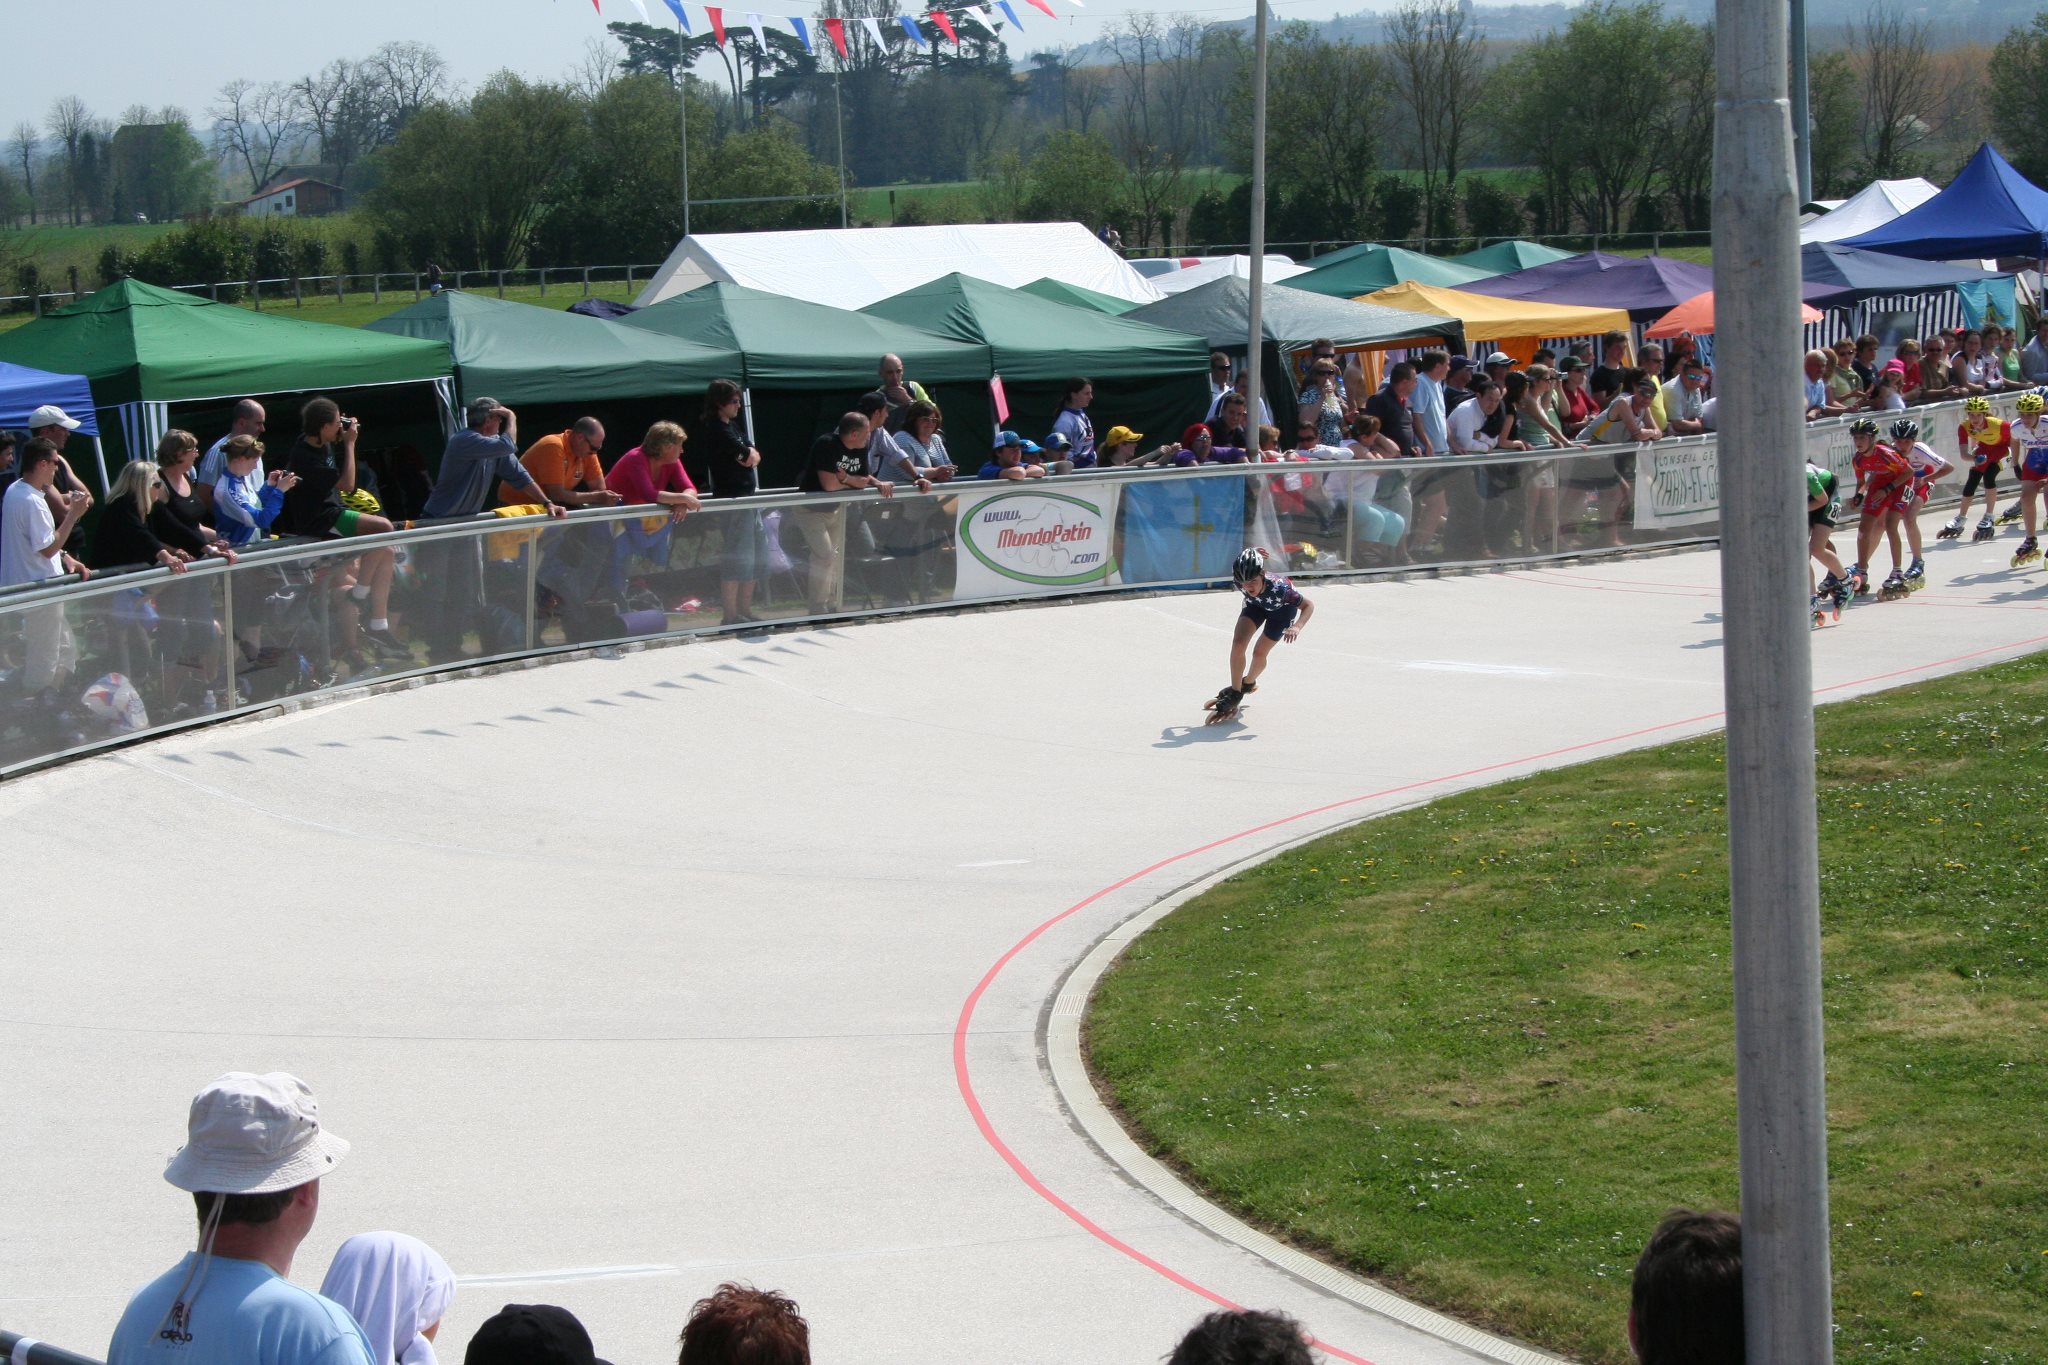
[211,80,300,193]
[1104,13,1203,247]
[1854,8,1937,180]
[1386,0,1487,241]
[10,122,39,225]
[292,59,385,186]
[367,40,453,137]
[46,95,90,225]
[568,36,623,101]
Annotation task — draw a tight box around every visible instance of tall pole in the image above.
[677,23,693,236]
[1243,0,1269,433]
[833,67,850,229]
[1791,0,1813,204]
[1714,0,1834,1355]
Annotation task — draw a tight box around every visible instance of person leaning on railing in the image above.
[90,460,214,575]
[277,398,406,661]
[690,380,769,627]
[212,437,297,548]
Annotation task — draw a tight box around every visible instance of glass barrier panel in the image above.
[0,569,230,771]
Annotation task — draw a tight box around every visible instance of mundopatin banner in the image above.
[953,486,1120,601]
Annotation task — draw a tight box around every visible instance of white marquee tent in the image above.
[1151,253,1311,296]
[631,222,1165,311]
[1799,178,1941,244]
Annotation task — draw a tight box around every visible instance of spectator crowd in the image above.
[1,325,2026,760]
[95,1070,1746,1365]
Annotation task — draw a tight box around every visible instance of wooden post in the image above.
[293,275,303,308]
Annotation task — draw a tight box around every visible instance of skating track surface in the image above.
[6,545,2046,1365]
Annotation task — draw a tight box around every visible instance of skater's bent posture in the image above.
[1209,547,1313,721]
[1846,418,1913,596]
[2010,390,2048,565]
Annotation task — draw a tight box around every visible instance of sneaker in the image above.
[364,627,412,660]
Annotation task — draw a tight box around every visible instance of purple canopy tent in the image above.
[1459,251,1716,323]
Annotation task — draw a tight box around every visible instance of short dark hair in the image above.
[193,1187,296,1230]
[1062,376,1092,403]
[836,412,870,439]
[678,1283,809,1365]
[903,399,941,429]
[1166,1308,1313,1365]
[1856,333,1879,349]
[19,437,60,475]
[1468,376,1497,396]
[854,393,888,419]
[1210,351,1232,368]
[1388,361,1417,384]
[701,380,742,422]
[1310,337,1334,352]
[301,397,339,437]
[1602,330,1630,350]
[1417,349,1449,370]
[1631,1209,1743,1365]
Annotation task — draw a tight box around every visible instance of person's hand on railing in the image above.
[873,480,896,499]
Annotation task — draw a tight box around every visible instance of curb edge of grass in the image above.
[1046,833,1577,1365]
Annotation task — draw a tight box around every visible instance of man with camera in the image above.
[278,397,407,660]
[417,398,564,664]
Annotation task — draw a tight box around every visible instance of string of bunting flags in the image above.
[587,0,1082,54]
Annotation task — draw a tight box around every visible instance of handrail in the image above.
[0,1329,106,1365]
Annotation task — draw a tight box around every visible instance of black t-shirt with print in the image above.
[799,433,866,493]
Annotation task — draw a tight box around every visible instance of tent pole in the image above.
[1243,0,1269,436]
[90,434,109,495]
[833,69,849,230]
[1714,0,1836,1356]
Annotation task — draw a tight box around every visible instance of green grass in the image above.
[0,276,646,336]
[1087,655,2048,1365]
[1,220,182,284]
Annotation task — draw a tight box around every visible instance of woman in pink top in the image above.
[603,421,701,594]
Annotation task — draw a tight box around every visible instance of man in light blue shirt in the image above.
[109,1072,374,1365]
[1411,350,1450,459]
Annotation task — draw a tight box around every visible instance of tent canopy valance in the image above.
[0,278,451,407]
[1459,251,1716,322]
[1358,282,1629,344]
[1123,275,1465,355]
[0,361,99,435]
[1289,246,1492,299]
[618,281,991,388]
[1796,241,2005,308]
[365,291,741,406]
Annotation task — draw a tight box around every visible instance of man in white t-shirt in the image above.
[1659,359,1709,436]
[195,399,268,507]
[1447,377,1502,455]
[2,439,91,715]
[108,1073,375,1365]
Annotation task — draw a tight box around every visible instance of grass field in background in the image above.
[1087,653,2048,1365]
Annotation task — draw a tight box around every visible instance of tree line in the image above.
[3,0,2039,285]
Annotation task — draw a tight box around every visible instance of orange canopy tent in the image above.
[1647,290,1824,338]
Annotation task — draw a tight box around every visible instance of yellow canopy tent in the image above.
[1357,282,1631,366]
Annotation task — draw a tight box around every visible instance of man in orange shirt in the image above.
[498,417,623,508]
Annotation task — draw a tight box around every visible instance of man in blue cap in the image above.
[978,431,1048,481]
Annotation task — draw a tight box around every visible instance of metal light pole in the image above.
[1713,0,1835,1356]
[1791,0,1813,204]
[833,68,850,229]
[1243,0,1269,429]
[677,22,693,236]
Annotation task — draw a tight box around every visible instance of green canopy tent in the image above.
[618,282,992,484]
[861,274,1210,451]
[1287,246,1492,299]
[1302,242,1383,268]
[1125,276,1463,433]
[0,278,454,477]
[366,291,744,457]
[1017,277,1144,316]
[1450,240,1577,275]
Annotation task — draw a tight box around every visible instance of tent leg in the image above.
[90,435,110,496]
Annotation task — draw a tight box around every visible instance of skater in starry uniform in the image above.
[1941,397,2011,542]
[1887,417,1952,592]
[1205,547,1314,724]
[1845,417,1915,600]
[2008,390,2048,567]
[1807,461,1850,622]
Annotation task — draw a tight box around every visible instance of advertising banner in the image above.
[1634,441,1722,530]
[953,484,1121,601]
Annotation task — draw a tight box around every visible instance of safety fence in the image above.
[0,392,2019,780]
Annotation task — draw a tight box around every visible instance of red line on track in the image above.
[950,630,2048,1363]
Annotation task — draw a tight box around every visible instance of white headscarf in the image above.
[319,1232,456,1365]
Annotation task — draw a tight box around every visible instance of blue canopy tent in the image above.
[0,360,106,490]
[1841,143,2048,261]
[1798,241,2004,306]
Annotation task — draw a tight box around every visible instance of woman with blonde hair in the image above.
[91,460,189,573]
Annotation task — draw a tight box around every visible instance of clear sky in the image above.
[2,0,1387,143]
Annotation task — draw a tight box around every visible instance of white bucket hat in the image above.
[163,1072,350,1194]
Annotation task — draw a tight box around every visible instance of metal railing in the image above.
[0,389,2021,780]
[0,1329,105,1365]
